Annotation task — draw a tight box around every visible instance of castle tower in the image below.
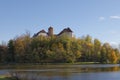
[48,26,53,36]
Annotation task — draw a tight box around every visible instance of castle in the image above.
[33,27,73,37]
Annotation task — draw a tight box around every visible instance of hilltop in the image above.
[0,27,120,64]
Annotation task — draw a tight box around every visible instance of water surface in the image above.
[0,64,120,80]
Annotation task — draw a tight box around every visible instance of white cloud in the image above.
[110,16,120,19]
[110,42,118,45]
[99,16,105,21]
[99,16,120,21]
[110,42,119,49]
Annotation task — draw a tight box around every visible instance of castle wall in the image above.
[38,33,47,36]
[59,32,72,37]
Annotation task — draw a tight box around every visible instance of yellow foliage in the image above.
[109,50,118,63]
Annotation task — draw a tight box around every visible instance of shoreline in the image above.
[0,62,119,66]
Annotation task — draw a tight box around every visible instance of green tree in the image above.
[100,43,112,63]
[93,39,101,62]
[80,35,93,62]
[7,40,15,62]
[0,45,7,63]
[100,46,107,63]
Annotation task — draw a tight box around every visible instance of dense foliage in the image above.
[0,34,120,64]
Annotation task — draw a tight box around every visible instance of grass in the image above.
[0,76,17,80]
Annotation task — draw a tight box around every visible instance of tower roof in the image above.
[49,26,53,29]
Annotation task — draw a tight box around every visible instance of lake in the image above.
[0,64,120,80]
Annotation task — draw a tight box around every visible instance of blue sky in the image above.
[0,0,120,45]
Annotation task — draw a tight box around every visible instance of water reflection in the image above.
[0,64,120,80]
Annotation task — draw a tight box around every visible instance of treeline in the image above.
[0,34,120,64]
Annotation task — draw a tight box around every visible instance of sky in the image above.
[0,0,120,46]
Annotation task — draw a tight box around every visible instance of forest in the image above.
[0,33,120,64]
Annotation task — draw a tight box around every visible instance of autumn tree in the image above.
[0,32,120,64]
[108,50,118,63]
